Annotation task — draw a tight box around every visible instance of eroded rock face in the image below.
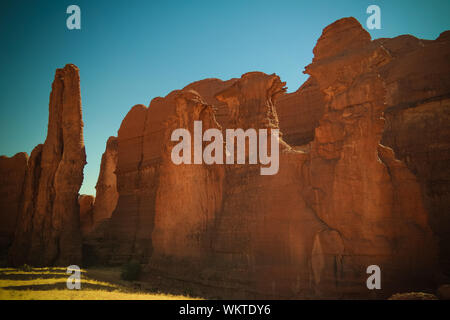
[144,73,326,298]
[0,153,28,255]
[144,20,441,298]
[79,195,95,236]
[1,17,443,298]
[92,136,118,226]
[303,17,438,295]
[104,93,179,264]
[207,72,326,297]
[150,90,225,275]
[378,31,450,275]
[275,77,325,146]
[105,104,152,264]
[8,64,86,267]
[183,78,238,128]
[80,136,119,264]
[81,17,446,298]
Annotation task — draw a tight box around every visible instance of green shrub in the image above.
[120,260,141,281]
[19,264,33,272]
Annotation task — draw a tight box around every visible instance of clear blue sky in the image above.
[1,0,449,195]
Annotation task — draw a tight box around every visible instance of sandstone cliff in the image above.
[92,136,118,226]
[378,31,450,275]
[145,19,445,298]
[0,152,28,256]
[1,17,447,300]
[150,90,225,276]
[276,77,325,146]
[91,17,449,297]
[303,17,438,295]
[79,194,95,236]
[8,64,86,267]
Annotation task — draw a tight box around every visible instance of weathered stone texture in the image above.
[92,136,118,226]
[8,64,86,266]
[0,152,28,255]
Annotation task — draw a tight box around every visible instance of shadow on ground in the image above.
[1,282,116,291]
[0,268,115,291]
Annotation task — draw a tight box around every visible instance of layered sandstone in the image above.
[275,77,325,146]
[104,104,151,264]
[79,194,95,236]
[378,31,450,275]
[0,152,28,255]
[92,136,118,226]
[145,73,317,297]
[104,93,178,264]
[94,17,447,296]
[144,72,363,298]
[0,16,442,300]
[183,78,237,127]
[8,64,86,266]
[303,17,438,295]
[150,90,225,275]
[0,16,444,299]
[142,19,442,298]
[207,72,328,297]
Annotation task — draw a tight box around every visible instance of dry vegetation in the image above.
[0,266,200,300]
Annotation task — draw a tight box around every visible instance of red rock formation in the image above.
[378,31,450,275]
[105,92,180,264]
[8,64,86,266]
[79,195,95,236]
[208,72,328,297]
[183,78,237,127]
[0,152,28,255]
[143,20,441,298]
[80,137,118,265]
[92,136,118,226]
[141,72,343,298]
[275,77,325,146]
[105,104,151,264]
[150,90,225,275]
[303,17,437,295]
[78,17,447,298]
[0,18,443,299]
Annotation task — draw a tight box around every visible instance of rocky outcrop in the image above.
[92,136,118,226]
[91,16,448,297]
[0,153,28,255]
[378,31,450,275]
[8,64,86,267]
[0,16,443,300]
[275,77,325,146]
[104,94,176,264]
[80,137,119,265]
[144,73,323,298]
[103,104,151,264]
[141,65,435,298]
[79,195,95,236]
[150,90,225,275]
[207,72,327,297]
[183,78,238,128]
[302,17,438,295]
[142,19,441,298]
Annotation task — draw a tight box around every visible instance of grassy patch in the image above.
[0,267,200,300]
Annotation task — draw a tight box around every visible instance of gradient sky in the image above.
[1,0,449,195]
